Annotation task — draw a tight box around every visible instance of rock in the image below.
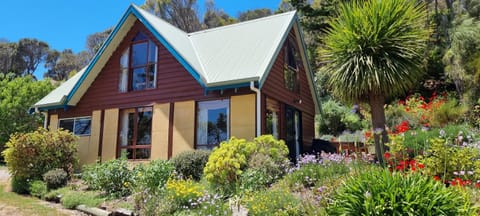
[76,205,112,216]
[113,208,133,216]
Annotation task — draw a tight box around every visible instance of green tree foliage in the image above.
[142,0,202,32]
[321,0,430,162]
[16,38,50,76]
[0,76,54,155]
[238,9,272,21]
[44,49,82,81]
[202,0,236,28]
[85,28,113,59]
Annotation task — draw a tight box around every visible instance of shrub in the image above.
[61,190,104,209]
[431,98,468,127]
[283,163,350,190]
[2,128,78,187]
[43,169,68,190]
[203,135,289,194]
[417,137,480,183]
[133,159,174,193]
[82,157,133,198]
[318,99,368,136]
[11,176,30,194]
[328,169,474,215]
[44,187,71,202]
[29,180,47,198]
[171,150,210,181]
[243,188,304,216]
[165,178,205,207]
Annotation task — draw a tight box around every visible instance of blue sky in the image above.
[1,0,281,78]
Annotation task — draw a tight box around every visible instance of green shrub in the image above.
[43,169,68,190]
[243,188,304,216]
[203,135,289,194]
[133,159,174,193]
[171,150,210,181]
[328,169,474,215]
[82,157,133,198]
[29,180,47,198]
[11,176,30,194]
[318,99,368,135]
[417,137,480,182]
[61,190,104,209]
[431,98,468,127]
[2,128,78,186]
[44,187,71,202]
[283,163,350,190]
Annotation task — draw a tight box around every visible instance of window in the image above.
[59,117,92,136]
[284,39,300,93]
[265,98,280,139]
[196,99,229,150]
[119,107,153,160]
[119,32,158,92]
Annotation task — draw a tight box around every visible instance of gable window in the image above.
[119,107,152,160]
[59,117,92,136]
[119,32,158,92]
[284,39,300,93]
[196,99,229,150]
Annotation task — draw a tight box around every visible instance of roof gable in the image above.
[33,4,319,112]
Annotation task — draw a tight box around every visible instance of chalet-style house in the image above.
[32,4,320,165]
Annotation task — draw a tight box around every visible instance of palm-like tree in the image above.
[321,0,430,162]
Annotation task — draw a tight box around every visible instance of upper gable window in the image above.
[119,32,158,92]
[284,39,300,93]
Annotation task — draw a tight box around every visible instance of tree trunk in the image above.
[368,93,389,164]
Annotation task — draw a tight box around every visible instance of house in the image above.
[32,4,320,165]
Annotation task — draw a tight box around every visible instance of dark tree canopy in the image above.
[238,8,273,21]
[142,0,202,32]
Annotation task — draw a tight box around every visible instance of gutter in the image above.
[250,81,261,137]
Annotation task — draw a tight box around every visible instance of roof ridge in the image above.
[131,4,188,35]
[187,10,296,36]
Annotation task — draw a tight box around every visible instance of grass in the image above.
[0,185,70,216]
[0,166,69,216]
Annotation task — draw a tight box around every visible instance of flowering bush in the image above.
[2,127,78,191]
[417,137,480,185]
[243,188,304,216]
[204,135,289,194]
[165,178,204,207]
[133,159,174,193]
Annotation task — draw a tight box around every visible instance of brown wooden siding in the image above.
[261,29,315,117]
[261,28,316,147]
[50,20,253,118]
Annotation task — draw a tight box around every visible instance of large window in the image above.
[119,32,158,92]
[59,117,91,136]
[119,107,153,160]
[284,39,300,93]
[196,99,229,150]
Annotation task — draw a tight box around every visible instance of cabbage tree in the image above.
[321,0,430,162]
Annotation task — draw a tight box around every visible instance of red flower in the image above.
[417,163,425,169]
[384,152,391,160]
[475,182,480,188]
[433,176,441,181]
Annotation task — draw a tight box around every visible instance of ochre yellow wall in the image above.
[231,94,256,141]
[172,101,195,156]
[151,103,170,160]
[77,136,90,166]
[49,114,58,130]
[102,108,119,161]
[80,110,102,165]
